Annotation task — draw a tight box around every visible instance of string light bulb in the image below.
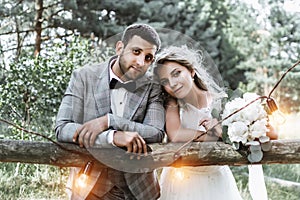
[76,161,93,189]
[266,97,286,125]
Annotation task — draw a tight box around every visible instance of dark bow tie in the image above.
[109,78,136,92]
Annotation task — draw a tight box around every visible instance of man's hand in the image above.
[113,131,148,156]
[73,115,108,147]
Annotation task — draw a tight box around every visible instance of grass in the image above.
[1,160,299,199]
[0,163,68,200]
[1,155,300,200]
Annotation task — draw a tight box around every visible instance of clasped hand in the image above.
[73,116,148,155]
[113,131,148,156]
[73,115,108,148]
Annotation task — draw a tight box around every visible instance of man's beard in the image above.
[118,56,131,81]
[118,53,142,81]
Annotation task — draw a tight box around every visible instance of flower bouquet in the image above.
[221,92,272,163]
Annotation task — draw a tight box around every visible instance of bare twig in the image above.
[0,118,85,156]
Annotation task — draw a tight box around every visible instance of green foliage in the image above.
[221,125,230,144]
[232,164,300,200]
[233,0,300,112]
[1,0,244,89]
[0,36,102,139]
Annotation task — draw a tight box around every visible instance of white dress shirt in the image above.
[107,61,132,145]
[109,71,128,117]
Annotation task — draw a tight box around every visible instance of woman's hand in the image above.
[199,118,222,138]
[266,123,278,140]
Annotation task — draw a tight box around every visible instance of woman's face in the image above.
[157,61,195,99]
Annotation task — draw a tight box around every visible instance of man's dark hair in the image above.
[121,24,161,52]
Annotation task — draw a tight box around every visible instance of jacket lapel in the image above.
[93,64,111,116]
[123,75,150,119]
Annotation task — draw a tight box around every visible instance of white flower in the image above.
[221,97,245,125]
[249,119,268,139]
[222,92,268,144]
[227,121,248,143]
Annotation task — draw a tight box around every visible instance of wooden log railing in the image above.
[1,139,299,169]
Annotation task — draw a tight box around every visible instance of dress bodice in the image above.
[179,102,212,132]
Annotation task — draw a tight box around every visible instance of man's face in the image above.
[114,35,157,81]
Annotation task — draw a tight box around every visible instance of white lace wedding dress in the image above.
[159,103,243,200]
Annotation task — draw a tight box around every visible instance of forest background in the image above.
[0,0,299,199]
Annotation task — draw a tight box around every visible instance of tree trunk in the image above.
[34,0,43,56]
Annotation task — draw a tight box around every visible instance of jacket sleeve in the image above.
[55,66,115,147]
[55,68,85,143]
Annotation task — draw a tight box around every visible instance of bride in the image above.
[153,45,243,200]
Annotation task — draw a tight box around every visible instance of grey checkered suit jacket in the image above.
[55,56,165,200]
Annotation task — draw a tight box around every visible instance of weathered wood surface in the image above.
[0,139,299,169]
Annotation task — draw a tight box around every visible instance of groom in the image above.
[55,24,165,199]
